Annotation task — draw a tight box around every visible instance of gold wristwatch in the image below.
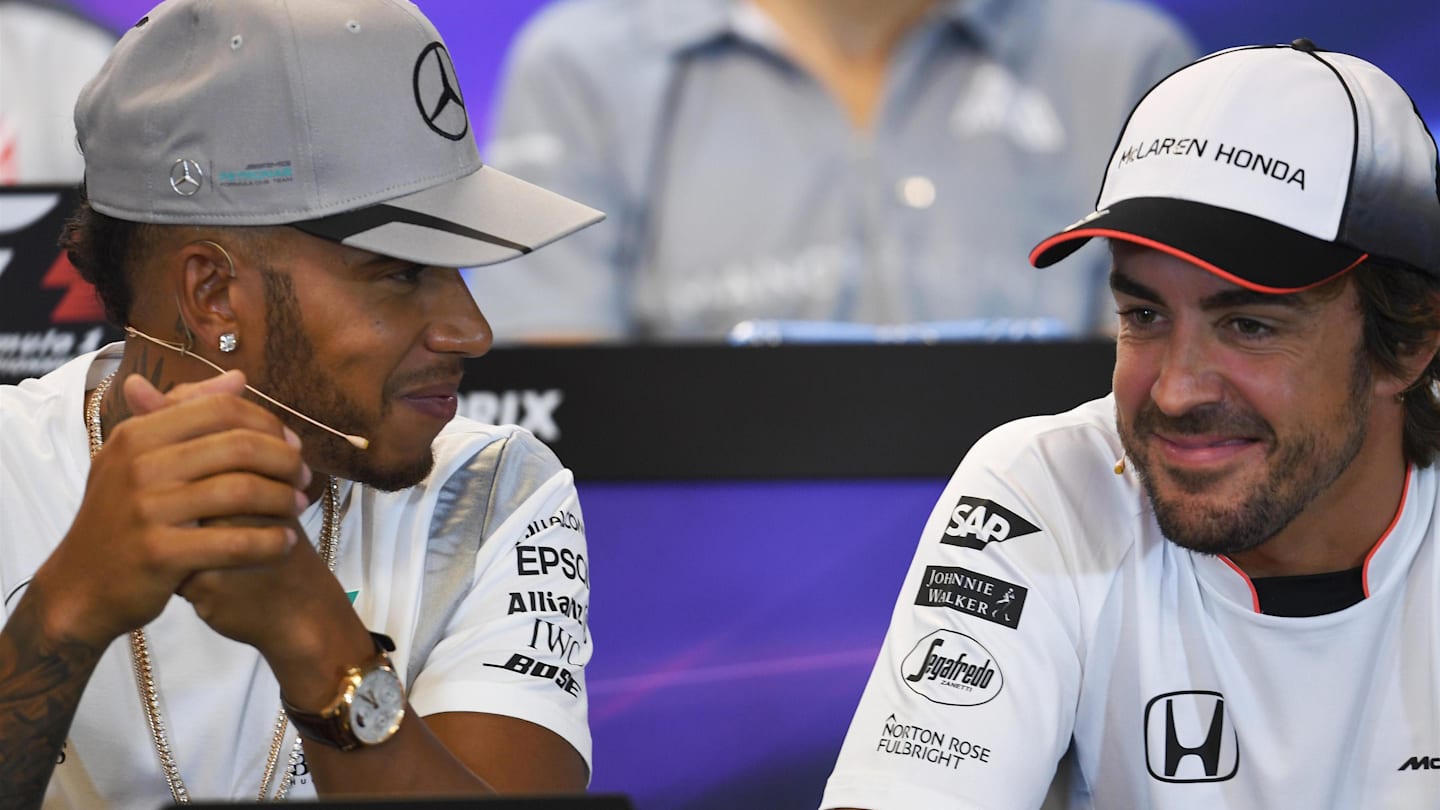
[282,632,405,751]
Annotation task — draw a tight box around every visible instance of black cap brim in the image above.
[1029,197,1367,292]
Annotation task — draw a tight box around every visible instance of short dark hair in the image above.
[62,195,282,327]
[1351,257,1440,467]
[60,192,155,327]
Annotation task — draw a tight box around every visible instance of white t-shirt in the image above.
[0,345,593,807]
[821,395,1440,810]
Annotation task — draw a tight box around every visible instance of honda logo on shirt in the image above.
[1144,690,1240,783]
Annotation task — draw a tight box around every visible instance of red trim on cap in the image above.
[1361,465,1411,598]
[1217,555,1262,613]
[1028,232,1080,268]
[1031,228,1369,294]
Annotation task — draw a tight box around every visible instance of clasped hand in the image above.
[37,371,338,658]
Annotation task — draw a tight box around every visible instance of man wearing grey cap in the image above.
[0,0,603,806]
[822,40,1440,809]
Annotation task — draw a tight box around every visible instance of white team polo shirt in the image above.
[1,347,593,808]
[822,395,1440,809]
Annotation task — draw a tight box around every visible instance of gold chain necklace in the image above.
[85,371,341,802]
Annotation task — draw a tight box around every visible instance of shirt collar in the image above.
[640,0,1047,58]
[942,0,1050,63]
[639,0,732,52]
[1189,464,1428,615]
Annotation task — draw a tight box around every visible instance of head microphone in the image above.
[124,325,370,450]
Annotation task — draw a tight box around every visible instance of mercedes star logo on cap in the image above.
[412,42,468,141]
[168,158,204,196]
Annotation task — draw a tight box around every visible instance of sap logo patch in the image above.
[939,496,1040,550]
[1144,690,1239,783]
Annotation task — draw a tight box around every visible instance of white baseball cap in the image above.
[75,0,603,268]
[1030,40,1440,290]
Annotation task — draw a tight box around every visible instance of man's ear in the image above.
[1378,292,1440,401]
[1401,327,1440,396]
[174,239,241,358]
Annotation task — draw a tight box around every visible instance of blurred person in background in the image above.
[0,0,114,183]
[470,0,1196,343]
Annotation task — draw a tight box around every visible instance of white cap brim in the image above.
[292,164,604,268]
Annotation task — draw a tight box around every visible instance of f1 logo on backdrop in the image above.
[1144,690,1240,783]
[0,188,119,385]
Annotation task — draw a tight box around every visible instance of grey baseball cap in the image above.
[75,0,603,268]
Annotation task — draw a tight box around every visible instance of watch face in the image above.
[349,666,406,745]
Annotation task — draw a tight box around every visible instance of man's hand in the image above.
[173,533,372,707]
[125,373,375,705]
[32,371,310,651]
[0,370,313,805]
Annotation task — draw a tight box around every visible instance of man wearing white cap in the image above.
[821,39,1440,809]
[0,0,603,805]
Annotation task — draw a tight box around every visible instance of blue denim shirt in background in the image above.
[469,0,1197,342]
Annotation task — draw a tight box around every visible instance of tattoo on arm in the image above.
[0,579,104,805]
